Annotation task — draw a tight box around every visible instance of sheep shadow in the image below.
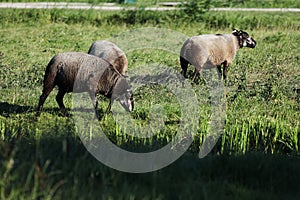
[0,101,108,121]
[0,102,64,118]
[0,102,34,117]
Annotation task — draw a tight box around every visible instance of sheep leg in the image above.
[221,61,230,81]
[88,92,100,120]
[223,64,228,81]
[217,65,222,80]
[36,85,54,117]
[56,90,68,117]
[180,56,189,78]
[191,67,200,83]
[105,99,113,114]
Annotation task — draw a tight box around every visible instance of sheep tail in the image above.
[180,56,189,78]
[42,57,59,94]
[36,57,58,116]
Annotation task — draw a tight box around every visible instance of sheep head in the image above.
[112,78,134,112]
[232,29,257,48]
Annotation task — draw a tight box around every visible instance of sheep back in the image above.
[48,52,114,95]
[88,40,128,75]
[180,34,239,69]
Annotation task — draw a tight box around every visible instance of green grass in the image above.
[0,0,299,8]
[0,7,299,199]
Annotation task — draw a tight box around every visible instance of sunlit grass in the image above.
[0,7,299,199]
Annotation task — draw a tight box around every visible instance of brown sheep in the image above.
[88,40,128,75]
[36,52,133,120]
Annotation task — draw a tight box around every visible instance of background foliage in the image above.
[0,0,299,8]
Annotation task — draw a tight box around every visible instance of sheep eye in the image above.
[242,33,249,38]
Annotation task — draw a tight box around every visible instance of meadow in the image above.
[0,3,300,199]
[0,0,299,8]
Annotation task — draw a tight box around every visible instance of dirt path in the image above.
[0,2,299,12]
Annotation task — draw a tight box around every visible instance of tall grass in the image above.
[1,8,299,29]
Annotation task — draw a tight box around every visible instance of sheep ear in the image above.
[232,29,239,36]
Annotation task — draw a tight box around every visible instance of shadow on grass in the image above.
[1,127,300,200]
[0,102,33,116]
[0,101,299,199]
[0,101,107,120]
[0,101,63,118]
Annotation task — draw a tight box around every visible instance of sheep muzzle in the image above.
[117,89,134,112]
[244,37,257,48]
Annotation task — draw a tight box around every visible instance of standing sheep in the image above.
[36,52,134,120]
[88,40,128,75]
[180,29,256,81]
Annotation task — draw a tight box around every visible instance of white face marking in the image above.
[128,100,133,112]
[120,98,125,105]
[118,95,133,112]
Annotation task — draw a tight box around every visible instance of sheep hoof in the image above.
[33,114,40,122]
[95,114,101,121]
[58,110,71,118]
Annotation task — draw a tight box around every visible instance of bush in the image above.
[180,0,211,22]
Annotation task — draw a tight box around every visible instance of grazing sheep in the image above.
[36,52,133,119]
[88,40,128,75]
[180,29,257,81]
